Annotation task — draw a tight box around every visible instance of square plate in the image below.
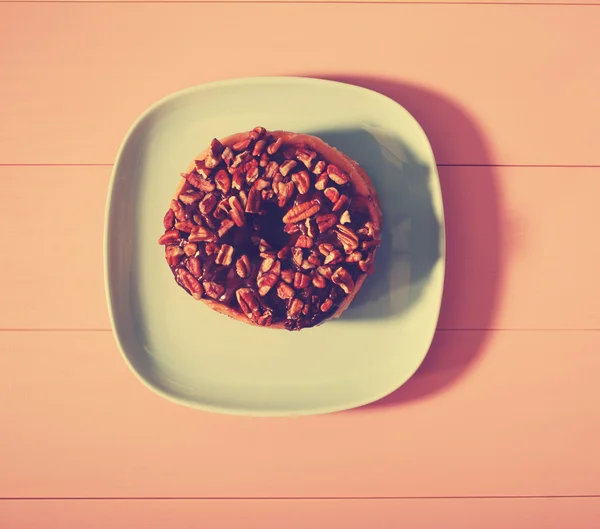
[104,76,445,416]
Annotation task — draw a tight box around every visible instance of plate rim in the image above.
[104,75,446,416]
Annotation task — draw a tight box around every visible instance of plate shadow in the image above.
[301,74,505,410]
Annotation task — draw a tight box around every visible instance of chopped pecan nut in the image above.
[295,235,314,249]
[312,274,327,289]
[257,310,273,327]
[199,194,217,215]
[283,199,321,224]
[332,194,350,213]
[214,170,231,194]
[358,254,375,274]
[281,269,295,284]
[331,267,355,294]
[204,281,225,299]
[315,173,329,191]
[327,164,350,185]
[317,265,333,279]
[253,178,271,191]
[316,213,337,233]
[346,251,363,263]
[236,288,261,319]
[318,243,335,256]
[229,196,246,227]
[205,139,225,168]
[249,126,266,140]
[236,255,251,278]
[245,187,262,214]
[284,223,300,234]
[264,161,279,179]
[301,260,316,270]
[257,272,278,296]
[205,242,219,255]
[183,243,197,256]
[324,187,340,203]
[291,247,304,268]
[305,218,317,238]
[320,298,333,312]
[179,191,202,206]
[165,245,184,266]
[221,147,234,167]
[276,181,295,208]
[246,165,260,184]
[260,152,270,167]
[262,190,275,201]
[174,220,195,233]
[313,160,327,175]
[171,199,186,221]
[163,209,175,229]
[294,272,311,289]
[267,137,283,155]
[358,220,376,239]
[279,159,297,177]
[292,170,311,194]
[340,210,351,225]
[159,229,180,245]
[233,138,251,152]
[362,239,381,250]
[217,219,235,238]
[288,298,304,319]
[186,256,202,277]
[178,268,204,300]
[336,225,360,253]
[277,246,291,259]
[296,148,317,169]
[215,244,234,266]
[277,281,295,299]
[188,226,218,243]
[260,256,275,274]
[324,249,343,265]
[252,139,267,156]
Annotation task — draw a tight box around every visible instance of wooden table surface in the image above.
[1,1,599,527]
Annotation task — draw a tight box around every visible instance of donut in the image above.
[158,127,383,331]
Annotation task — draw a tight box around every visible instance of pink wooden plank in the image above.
[2,498,600,529]
[0,330,598,498]
[0,4,598,165]
[1,165,599,330]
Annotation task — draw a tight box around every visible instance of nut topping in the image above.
[264,161,279,179]
[316,213,337,233]
[236,255,251,278]
[245,187,262,214]
[296,148,317,169]
[336,225,360,253]
[340,210,351,225]
[253,139,267,156]
[158,229,180,245]
[312,274,327,289]
[320,298,333,312]
[165,245,184,266]
[188,226,218,243]
[233,138,251,152]
[276,181,295,208]
[324,249,344,265]
[267,137,283,155]
[332,194,350,213]
[178,269,204,300]
[314,173,329,191]
[174,220,195,233]
[279,159,297,177]
[218,219,235,238]
[163,209,175,229]
[229,196,246,227]
[288,298,304,319]
[294,272,311,289]
[183,243,197,256]
[295,235,314,249]
[171,199,185,221]
[313,160,327,175]
[179,191,202,206]
[186,256,202,277]
[292,170,311,195]
[281,269,295,284]
[199,193,217,215]
[203,281,225,299]
[331,267,355,294]
[277,281,295,299]
[214,170,231,194]
[205,139,225,168]
[327,164,350,185]
[283,199,321,224]
[236,288,262,320]
[291,247,303,267]
[324,187,340,203]
[257,272,278,296]
[215,244,234,266]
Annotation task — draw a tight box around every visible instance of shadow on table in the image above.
[301,74,506,410]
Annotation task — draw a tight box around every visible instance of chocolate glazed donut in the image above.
[158,127,383,331]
